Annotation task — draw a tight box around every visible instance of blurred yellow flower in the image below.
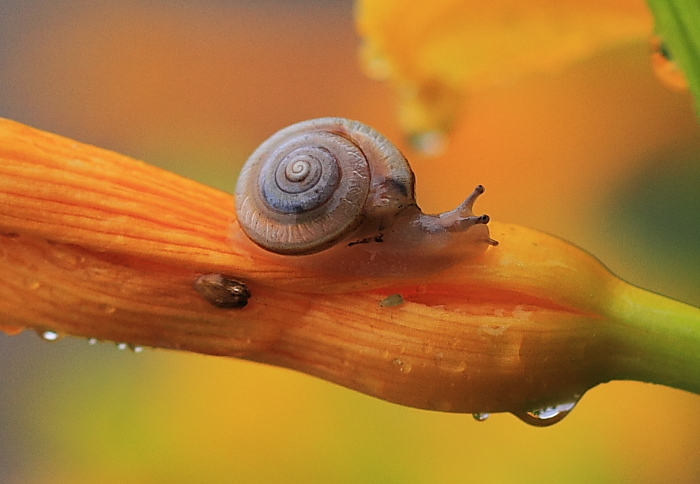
[356,0,653,145]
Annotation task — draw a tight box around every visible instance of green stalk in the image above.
[606,280,700,394]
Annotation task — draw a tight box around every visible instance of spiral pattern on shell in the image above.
[235,119,373,255]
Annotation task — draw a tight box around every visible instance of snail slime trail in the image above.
[234,118,497,277]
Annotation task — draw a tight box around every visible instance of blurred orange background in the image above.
[0,1,699,483]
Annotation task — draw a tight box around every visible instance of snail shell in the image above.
[235,118,415,255]
[234,117,496,273]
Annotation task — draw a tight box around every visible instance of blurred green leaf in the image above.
[647,0,700,117]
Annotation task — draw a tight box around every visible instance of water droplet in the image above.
[40,330,60,342]
[479,323,509,336]
[443,359,468,373]
[391,358,412,373]
[472,413,489,422]
[25,279,41,290]
[512,305,530,321]
[434,352,467,373]
[100,304,117,315]
[47,246,82,270]
[533,402,577,419]
[116,343,128,350]
[512,400,579,427]
[87,338,98,345]
[408,130,448,157]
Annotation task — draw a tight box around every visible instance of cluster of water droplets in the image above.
[116,342,144,353]
[37,330,143,353]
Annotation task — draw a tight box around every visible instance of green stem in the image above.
[606,281,700,394]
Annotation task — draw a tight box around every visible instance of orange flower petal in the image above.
[1,118,699,418]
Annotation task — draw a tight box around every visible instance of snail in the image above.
[234,117,497,276]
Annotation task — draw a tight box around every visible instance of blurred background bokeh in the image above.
[1,1,699,483]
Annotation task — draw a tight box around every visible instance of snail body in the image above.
[234,117,496,276]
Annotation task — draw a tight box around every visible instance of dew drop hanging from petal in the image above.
[511,399,579,427]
